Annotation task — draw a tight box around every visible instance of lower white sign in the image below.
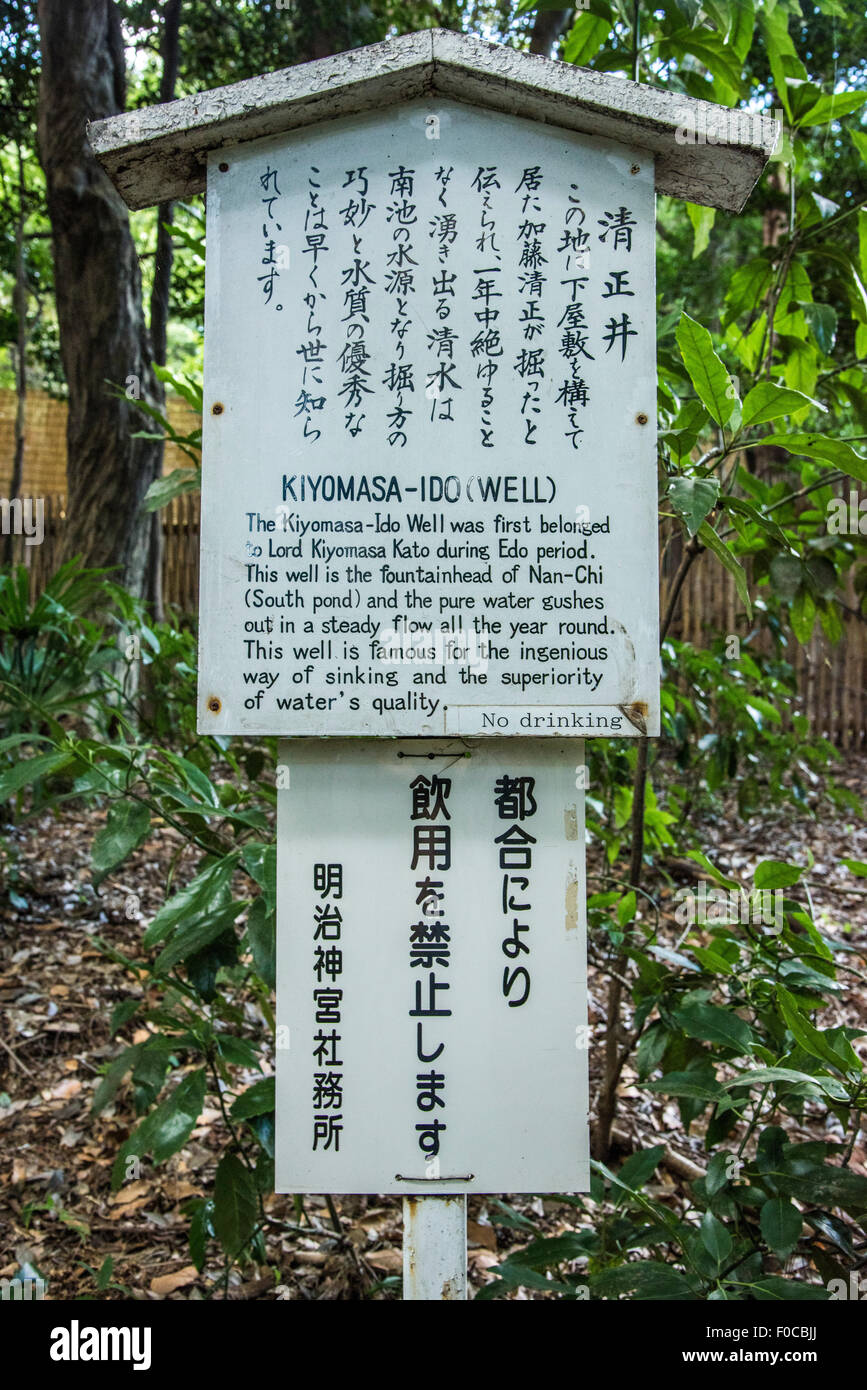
[276,738,589,1194]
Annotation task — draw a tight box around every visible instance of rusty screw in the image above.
[630,164,641,175]
[635,412,649,425]
[219,162,229,172]
[207,696,221,714]
[211,402,224,416]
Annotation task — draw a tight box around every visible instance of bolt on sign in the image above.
[90,30,777,742]
[275,739,588,1193]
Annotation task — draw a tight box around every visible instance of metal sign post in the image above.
[403,1196,467,1300]
[91,29,775,1301]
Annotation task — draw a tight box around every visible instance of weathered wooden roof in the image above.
[89,28,776,213]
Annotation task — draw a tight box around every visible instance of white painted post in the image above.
[403,1196,467,1300]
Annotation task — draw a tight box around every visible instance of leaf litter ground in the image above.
[1,754,865,1300]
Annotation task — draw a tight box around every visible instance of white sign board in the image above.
[275,739,589,1194]
[198,99,659,738]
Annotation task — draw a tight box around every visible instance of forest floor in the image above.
[1,751,865,1300]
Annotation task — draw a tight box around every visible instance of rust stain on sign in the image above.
[619,700,649,734]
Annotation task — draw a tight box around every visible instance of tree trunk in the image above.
[4,202,27,567]
[146,0,183,621]
[528,8,573,57]
[37,0,162,599]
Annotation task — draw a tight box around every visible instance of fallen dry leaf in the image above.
[43,1077,81,1101]
[164,1179,202,1202]
[366,1248,402,1273]
[110,1180,149,1205]
[467,1219,497,1251]
[469,1249,501,1273]
[109,1196,150,1219]
[150,1266,198,1295]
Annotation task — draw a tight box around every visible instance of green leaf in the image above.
[842,858,867,879]
[672,1002,754,1054]
[685,851,738,890]
[485,1261,576,1295]
[112,1068,206,1187]
[790,590,816,644]
[246,896,276,990]
[153,364,203,413]
[689,945,735,976]
[153,900,247,976]
[757,433,867,484]
[697,523,752,619]
[636,1024,670,1079]
[563,6,613,66]
[658,28,744,94]
[778,988,859,1077]
[685,203,716,258]
[186,930,239,1003]
[676,312,738,426]
[644,1072,724,1101]
[769,553,803,601]
[760,1196,803,1258]
[800,303,837,355]
[109,998,140,1038]
[616,1145,666,1194]
[91,800,151,888]
[0,733,52,755]
[723,257,773,326]
[705,1151,733,1196]
[796,91,867,128]
[700,1210,733,1263]
[143,854,240,947]
[189,1200,214,1271]
[216,1034,261,1070]
[159,752,220,808]
[805,556,836,600]
[777,1167,867,1218]
[92,1044,143,1115]
[503,1233,589,1272]
[212,1153,258,1258]
[140,468,201,513]
[754,860,802,890]
[0,750,74,802]
[722,1067,848,1101]
[616,889,636,928]
[230,1077,275,1122]
[758,5,807,120]
[751,1275,829,1300]
[669,476,720,537]
[741,382,825,428]
[591,1260,696,1300]
[241,842,277,913]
